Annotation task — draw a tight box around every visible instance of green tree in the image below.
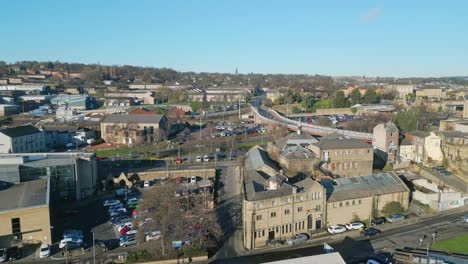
[313,99,334,111]
[47,61,55,69]
[292,106,301,113]
[394,111,419,132]
[333,91,348,108]
[350,88,362,105]
[362,88,379,104]
[382,201,404,216]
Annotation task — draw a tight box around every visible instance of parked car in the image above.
[196,156,202,162]
[145,231,161,242]
[103,200,121,207]
[371,217,386,226]
[63,229,83,240]
[59,238,83,249]
[138,218,153,227]
[462,215,468,223]
[286,233,308,245]
[327,225,347,234]
[439,170,452,176]
[0,248,5,262]
[431,166,444,172]
[39,244,50,258]
[386,214,406,223]
[360,228,382,237]
[204,155,210,162]
[175,158,183,164]
[117,222,134,232]
[345,222,365,230]
[119,226,131,236]
[95,240,118,251]
[6,246,22,261]
[190,176,197,184]
[120,237,137,247]
[143,181,150,188]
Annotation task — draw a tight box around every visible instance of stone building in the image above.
[0,125,46,153]
[100,114,167,145]
[308,133,373,177]
[399,139,414,162]
[406,131,443,163]
[373,122,399,164]
[267,129,318,173]
[321,172,410,225]
[242,146,326,250]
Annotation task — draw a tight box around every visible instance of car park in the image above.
[39,244,50,258]
[145,231,161,241]
[286,233,308,245]
[327,225,347,234]
[360,228,381,237]
[386,214,406,223]
[6,246,22,261]
[345,222,365,230]
[371,217,386,226]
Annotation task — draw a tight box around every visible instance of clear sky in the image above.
[2,0,467,77]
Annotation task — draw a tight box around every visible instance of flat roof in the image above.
[0,178,49,212]
[321,172,410,202]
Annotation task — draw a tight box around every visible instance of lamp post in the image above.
[92,231,96,264]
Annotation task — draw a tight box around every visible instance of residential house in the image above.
[0,125,46,153]
[321,172,410,225]
[399,139,414,161]
[406,131,443,163]
[436,131,468,171]
[373,122,399,163]
[308,133,373,177]
[415,88,445,100]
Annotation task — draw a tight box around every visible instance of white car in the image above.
[138,218,153,227]
[327,225,347,234]
[143,181,150,188]
[190,176,197,184]
[345,222,365,230]
[59,238,83,249]
[109,207,127,214]
[203,155,210,162]
[103,200,121,207]
[127,197,139,204]
[145,231,161,242]
[196,156,202,162]
[126,229,138,235]
[110,209,127,217]
[39,243,50,258]
[462,215,468,223]
[117,222,134,232]
[286,233,308,245]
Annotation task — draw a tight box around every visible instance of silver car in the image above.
[286,233,308,245]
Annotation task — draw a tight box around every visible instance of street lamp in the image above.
[92,231,96,264]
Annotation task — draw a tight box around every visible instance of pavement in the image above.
[211,205,468,264]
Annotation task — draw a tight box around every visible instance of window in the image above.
[11,218,21,234]
[316,205,321,211]
[352,200,355,206]
[284,209,290,215]
[358,199,362,204]
[346,201,349,206]
[295,222,298,231]
[256,215,262,220]
[262,230,265,237]
[271,212,277,218]
[333,203,337,208]
[298,207,303,212]
[339,202,343,207]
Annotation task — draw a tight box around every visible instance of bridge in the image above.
[250,105,373,141]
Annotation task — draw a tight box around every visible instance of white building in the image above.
[0,125,46,153]
[412,179,467,211]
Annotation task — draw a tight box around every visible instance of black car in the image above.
[371,217,386,226]
[360,227,381,237]
[7,246,22,261]
[95,239,119,251]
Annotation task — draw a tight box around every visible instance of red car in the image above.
[175,158,183,164]
[175,176,182,184]
[120,226,131,235]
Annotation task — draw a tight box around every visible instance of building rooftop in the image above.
[0,124,41,138]
[0,178,49,212]
[320,172,410,202]
[245,146,278,172]
[102,113,164,124]
[383,122,399,132]
[313,133,371,150]
[275,130,318,150]
[262,252,346,264]
[400,139,413,146]
[408,131,431,138]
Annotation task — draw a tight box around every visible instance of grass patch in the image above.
[432,234,468,254]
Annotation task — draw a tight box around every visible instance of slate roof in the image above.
[320,172,409,202]
[0,178,49,212]
[102,114,164,124]
[313,133,371,150]
[0,125,41,138]
[245,146,278,172]
[407,131,430,138]
[274,131,318,150]
[400,139,413,146]
[383,122,399,132]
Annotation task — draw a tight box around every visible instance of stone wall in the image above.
[137,168,216,181]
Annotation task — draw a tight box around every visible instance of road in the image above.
[211,207,468,264]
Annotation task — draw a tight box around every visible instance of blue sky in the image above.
[2,0,467,77]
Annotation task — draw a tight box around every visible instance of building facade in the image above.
[242,146,326,250]
[0,125,46,153]
[321,172,410,225]
[308,133,373,177]
[373,122,399,163]
[100,114,167,145]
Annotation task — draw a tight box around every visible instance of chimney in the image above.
[268,178,278,190]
